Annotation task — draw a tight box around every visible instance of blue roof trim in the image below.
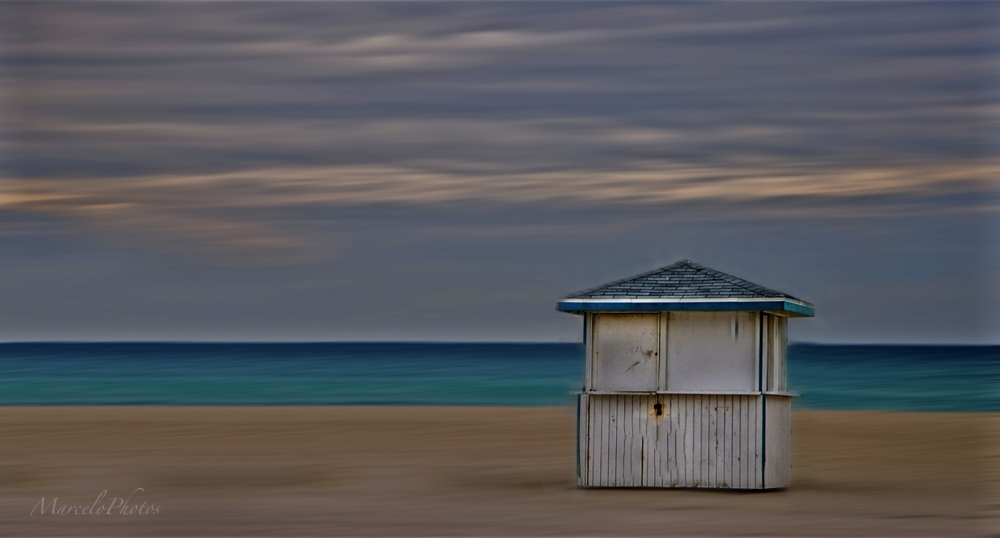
[557,299,814,317]
[780,300,815,317]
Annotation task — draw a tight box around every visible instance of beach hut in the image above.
[557,260,814,489]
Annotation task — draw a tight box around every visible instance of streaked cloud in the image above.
[6,159,994,211]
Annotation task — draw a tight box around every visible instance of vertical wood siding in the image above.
[578,393,589,486]
[582,393,788,489]
[763,395,792,488]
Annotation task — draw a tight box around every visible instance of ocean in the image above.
[0,343,995,411]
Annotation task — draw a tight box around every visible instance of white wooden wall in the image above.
[579,311,793,489]
[763,394,791,488]
[587,312,764,393]
[666,311,758,392]
[766,315,787,392]
[578,393,791,489]
[591,314,659,391]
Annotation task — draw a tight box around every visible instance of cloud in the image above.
[2,2,994,261]
[5,158,994,248]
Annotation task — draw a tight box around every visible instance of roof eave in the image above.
[556,297,815,317]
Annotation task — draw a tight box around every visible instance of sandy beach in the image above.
[0,407,993,536]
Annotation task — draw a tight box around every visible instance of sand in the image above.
[0,407,993,536]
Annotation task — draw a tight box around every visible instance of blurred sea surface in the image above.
[0,343,995,411]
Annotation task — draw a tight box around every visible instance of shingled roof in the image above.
[557,260,814,316]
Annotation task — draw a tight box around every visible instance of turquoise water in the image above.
[0,343,995,411]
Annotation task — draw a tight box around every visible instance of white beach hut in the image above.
[557,260,814,489]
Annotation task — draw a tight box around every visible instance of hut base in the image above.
[577,393,791,490]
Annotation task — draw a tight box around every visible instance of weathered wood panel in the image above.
[763,395,792,488]
[764,315,788,392]
[658,313,669,390]
[775,318,787,392]
[592,314,659,392]
[577,393,589,486]
[666,312,758,392]
[581,394,772,489]
[704,395,713,487]
[642,395,656,487]
[753,394,762,489]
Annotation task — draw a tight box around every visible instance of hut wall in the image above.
[763,394,792,488]
[665,311,758,392]
[578,393,791,489]
[589,313,660,391]
[585,312,761,393]
[762,314,788,392]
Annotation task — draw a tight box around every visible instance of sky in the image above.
[1,2,998,344]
